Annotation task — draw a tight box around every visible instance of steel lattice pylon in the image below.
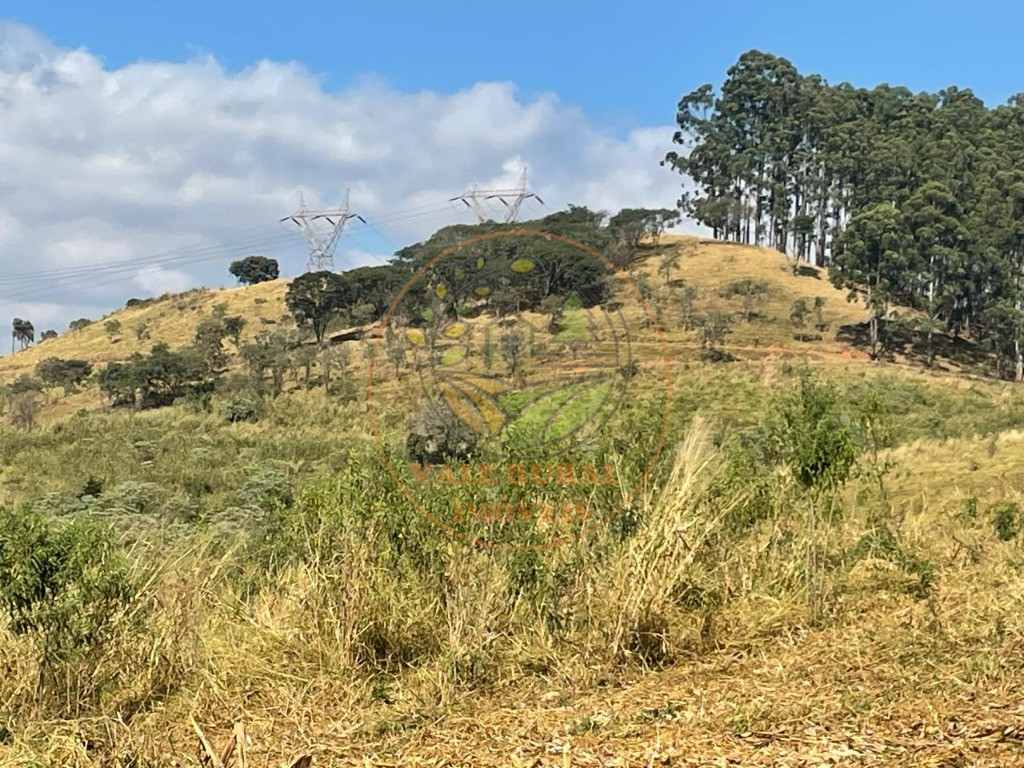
[449,167,544,224]
[281,189,366,272]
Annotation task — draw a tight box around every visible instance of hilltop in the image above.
[0,232,1018,513]
[0,235,933,405]
[0,230,1001,448]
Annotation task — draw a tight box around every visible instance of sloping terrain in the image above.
[3,237,1024,768]
[0,278,289,377]
[0,235,881,403]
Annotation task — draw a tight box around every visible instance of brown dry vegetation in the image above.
[1,238,1024,766]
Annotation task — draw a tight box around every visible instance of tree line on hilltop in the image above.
[666,49,1024,372]
[283,206,677,343]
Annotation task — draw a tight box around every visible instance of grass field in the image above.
[2,237,1024,766]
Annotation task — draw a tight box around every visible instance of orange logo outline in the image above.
[367,228,672,550]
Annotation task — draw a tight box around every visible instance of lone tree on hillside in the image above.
[285,271,351,345]
[104,319,122,340]
[229,256,280,286]
[721,278,769,322]
[223,315,247,348]
[11,318,33,353]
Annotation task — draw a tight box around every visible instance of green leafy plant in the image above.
[0,508,138,664]
[219,395,261,423]
[991,502,1022,541]
[762,367,858,624]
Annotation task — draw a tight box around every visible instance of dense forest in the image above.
[665,50,1024,374]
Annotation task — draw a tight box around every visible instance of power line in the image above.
[0,223,290,288]
[0,231,300,310]
[0,232,297,295]
[0,176,548,316]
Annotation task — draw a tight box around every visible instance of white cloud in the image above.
[0,20,699,335]
[133,266,193,296]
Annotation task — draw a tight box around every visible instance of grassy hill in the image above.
[1,234,987,394]
[3,236,1024,766]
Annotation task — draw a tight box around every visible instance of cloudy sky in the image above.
[0,19,694,335]
[3,0,1019,334]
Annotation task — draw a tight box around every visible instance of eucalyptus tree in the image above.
[902,182,969,366]
[665,53,1024,376]
[830,203,909,360]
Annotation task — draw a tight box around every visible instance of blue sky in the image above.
[5,0,1022,127]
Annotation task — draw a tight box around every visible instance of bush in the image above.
[98,343,214,409]
[991,502,1022,541]
[219,395,261,423]
[720,278,769,321]
[790,298,810,327]
[955,496,979,525]
[620,359,641,379]
[700,347,737,363]
[36,357,93,394]
[79,476,104,499]
[0,507,138,663]
[4,374,42,396]
[96,481,169,516]
[847,524,936,597]
[8,391,39,431]
[406,403,479,466]
[697,311,732,351]
[239,464,294,511]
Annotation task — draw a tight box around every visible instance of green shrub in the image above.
[847,524,936,597]
[0,507,138,663]
[36,357,93,394]
[620,359,641,379]
[959,496,979,522]
[80,476,104,499]
[406,404,479,466]
[97,481,167,518]
[28,492,87,517]
[219,395,260,423]
[239,464,294,511]
[991,502,1022,541]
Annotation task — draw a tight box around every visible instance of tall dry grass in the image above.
[6,409,1010,765]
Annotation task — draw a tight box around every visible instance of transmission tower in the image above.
[281,189,365,272]
[450,167,544,224]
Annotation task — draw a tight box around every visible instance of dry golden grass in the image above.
[639,235,868,350]
[0,279,288,376]
[4,414,1024,766]
[4,238,1024,766]
[0,236,865,388]
[0,235,966,436]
